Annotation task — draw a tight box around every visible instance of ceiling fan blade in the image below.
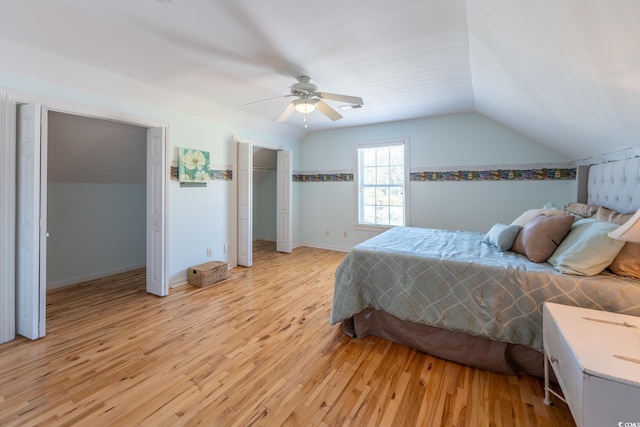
[243,94,291,107]
[316,92,364,106]
[276,102,296,122]
[316,100,343,121]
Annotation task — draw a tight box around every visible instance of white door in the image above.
[16,103,47,339]
[276,150,292,253]
[237,141,253,267]
[146,127,167,296]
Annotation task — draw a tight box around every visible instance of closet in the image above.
[252,147,277,245]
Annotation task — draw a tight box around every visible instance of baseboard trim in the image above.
[170,280,188,289]
[47,264,146,290]
[296,243,351,253]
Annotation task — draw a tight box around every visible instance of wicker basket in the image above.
[188,261,228,287]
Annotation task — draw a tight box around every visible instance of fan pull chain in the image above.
[304,113,308,128]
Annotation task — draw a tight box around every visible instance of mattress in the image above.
[330,226,640,351]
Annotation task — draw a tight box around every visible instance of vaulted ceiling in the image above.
[2,0,639,160]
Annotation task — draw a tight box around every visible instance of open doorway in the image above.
[1,90,168,343]
[235,139,292,267]
[46,112,147,290]
[252,147,277,252]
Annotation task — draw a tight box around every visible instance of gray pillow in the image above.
[511,214,574,262]
[548,218,625,276]
[483,223,523,251]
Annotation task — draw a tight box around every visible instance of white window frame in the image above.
[355,137,410,231]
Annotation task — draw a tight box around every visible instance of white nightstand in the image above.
[543,302,640,427]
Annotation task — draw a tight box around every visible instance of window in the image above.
[357,139,408,227]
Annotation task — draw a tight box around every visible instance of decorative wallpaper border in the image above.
[168,164,576,183]
[410,167,576,182]
[171,166,232,181]
[291,164,576,183]
[293,173,354,182]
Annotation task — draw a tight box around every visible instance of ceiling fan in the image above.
[246,76,364,126]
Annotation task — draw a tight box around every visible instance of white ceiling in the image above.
[2,0,639,160]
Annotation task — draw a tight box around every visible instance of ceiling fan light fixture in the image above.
[294,98,317,114]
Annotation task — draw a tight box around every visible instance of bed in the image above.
[330,156,640,377]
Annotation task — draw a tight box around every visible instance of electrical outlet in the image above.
[224,243,229,253]
[325,229,330,236]
[343,231,348,238]
[206,248,212,257]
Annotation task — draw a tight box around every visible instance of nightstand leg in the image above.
[543,355,552,406]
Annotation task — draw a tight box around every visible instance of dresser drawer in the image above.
[543,305,584,427]
[543,303,640,427]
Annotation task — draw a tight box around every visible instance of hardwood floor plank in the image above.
[0,241,575,426]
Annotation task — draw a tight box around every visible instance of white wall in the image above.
[0,40,301,287]
[47,183,146,288]
[299,113,577,250]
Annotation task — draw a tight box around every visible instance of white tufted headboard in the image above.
[587,156,640,215]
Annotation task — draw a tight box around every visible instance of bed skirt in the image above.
[343,308,550,379]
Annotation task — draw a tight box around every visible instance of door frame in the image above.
[0,89,17,343]
[231,136,292,268]
[236,140,253,267]
[0,87,170,344]
[276,149,292,254]
[15,103,48,339]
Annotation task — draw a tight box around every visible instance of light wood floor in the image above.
[0,241,575,426]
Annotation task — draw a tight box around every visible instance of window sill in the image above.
[354,224,397,233]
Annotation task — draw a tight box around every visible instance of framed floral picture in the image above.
[178,148,211,182]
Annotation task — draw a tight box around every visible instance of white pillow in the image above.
[548,218,625,276]
[483,223,522,251]
[542,201,560,210]
[511,208,570,227]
